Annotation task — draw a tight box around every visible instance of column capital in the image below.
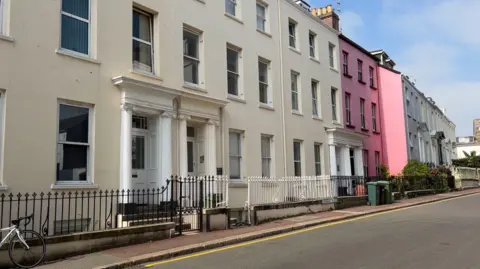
[121,103,134,112]
[207,119,220,126]
[329,143,337,147]
[177,114,191,121]
[161,111,176,119]
[344,144,352,148]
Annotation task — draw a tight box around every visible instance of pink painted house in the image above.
[339,35,383,176]
[371,50,408,175]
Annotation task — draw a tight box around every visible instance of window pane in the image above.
[183,30,198,58]
[227,49,238,72]
[184,57,199,84]
[256,4,265,17]
[225,0,236,15]
[57,144,87,181]
[229,132,240,155]
[187,141,194,173]
[293,142,301,160]
[132,10,151,42]
[133,40,152,72]
[258,61,268,83]
[261,137,270,157]
[229,156,240,179]
[58,104,89,143]
[132,135,145,169]
[259,83,268,104]
[292,92,298,110]
[61,15,89,54]
[294,162,301,177]
[315,163,322,176]
[62,0,89,19]
[227,72,238,95]
[314,145,321,162]
[257,17,265,31]
[262,159,270,177]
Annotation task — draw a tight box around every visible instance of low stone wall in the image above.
[334,196,368,209]
[253,200,335,225]
[0,222,175,268]
[461,179,479,189]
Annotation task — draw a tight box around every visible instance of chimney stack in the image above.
[311,4,340,31]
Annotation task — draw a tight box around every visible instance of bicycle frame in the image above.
[0,226,29,249]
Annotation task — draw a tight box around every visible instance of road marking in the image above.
[144,192,479,268]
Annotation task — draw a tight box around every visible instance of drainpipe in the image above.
[276,0,288,178]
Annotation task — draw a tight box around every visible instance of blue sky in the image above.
[308,0,480,136]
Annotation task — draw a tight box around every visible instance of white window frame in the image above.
[0,0,4,35]
[293,140,303,177]
[372,103,377,132]
[258,57,271,105]
[369,66,375,87]
[291,71,300,112]
[314,143,322,176]
[309,31,316,58]
[56,100,93,185]
[256,1,267,32]
[227,45,241,97]
[183,27,201,86]
[375,151,380,176]
[288,20,297,49]
[225,0,238,17]
[328,43,336,68]
[357,59,363,82]
[229,130,243,181]
[331,88,337,122]
[261,135,273,178]
[342,51,349,75]
[132,8,154,74]
[360,98,366,129]
[60,0,91,56]
[345,93,351,125]
[311,80,320,117]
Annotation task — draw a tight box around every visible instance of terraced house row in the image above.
[0,0,455,206]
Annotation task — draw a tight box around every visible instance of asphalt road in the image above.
[140,194,480,269]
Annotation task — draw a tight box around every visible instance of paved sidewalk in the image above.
[37,188,480,269]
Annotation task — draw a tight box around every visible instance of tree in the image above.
[463,151,479,168]
[402,160,430,177]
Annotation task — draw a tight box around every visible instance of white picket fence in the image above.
[247,176,335,207]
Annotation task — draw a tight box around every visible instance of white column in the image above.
[178,115,190,177]
[342,146,352,176]
[354,148,364,176]
[158,112,174,187]
[120,104,133,190]
[329,144,337,176]
[205,120,218,176]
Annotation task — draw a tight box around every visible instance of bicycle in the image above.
[0,214,46,268]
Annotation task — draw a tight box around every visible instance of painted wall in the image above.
[339,37,382,176]
[378,66,407,175]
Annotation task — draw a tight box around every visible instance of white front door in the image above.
[132,131,148,189]
[187,139,196,176]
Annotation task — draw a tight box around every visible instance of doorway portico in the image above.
[326,127,366,176]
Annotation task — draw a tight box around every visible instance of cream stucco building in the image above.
[0,0,363,206]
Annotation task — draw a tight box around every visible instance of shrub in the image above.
[402,160,430,177]
[380,164,390,178]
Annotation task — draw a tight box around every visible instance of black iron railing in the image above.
[0,176,226,238]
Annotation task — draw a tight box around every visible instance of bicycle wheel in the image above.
[8,230,46,268]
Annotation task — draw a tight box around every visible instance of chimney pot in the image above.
[311,7,317,16]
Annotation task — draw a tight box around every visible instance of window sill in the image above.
[292,110,303,116]
[343,73,353,79]
[55,48,101,65]
[312,115,323,121]
[361,127,369,132]
[346,124,355,129]
[51,183,99,190]
[289,47,301,55]
[332,120,342,126]
[130,69,164,81]
[0,34,14,43]
[224,13,244,24]
[256,28,272,37]
[259,103,275,111]
[309,57,320,64]
[373,130,381,135]
[330,67,339,73]
[183,83,207,93]
[370,85,377,90]
[227,94,246,104]
[194,0,205,3]
[0,185,8,191]
[229,182,247,188]
[358,80,367,85]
